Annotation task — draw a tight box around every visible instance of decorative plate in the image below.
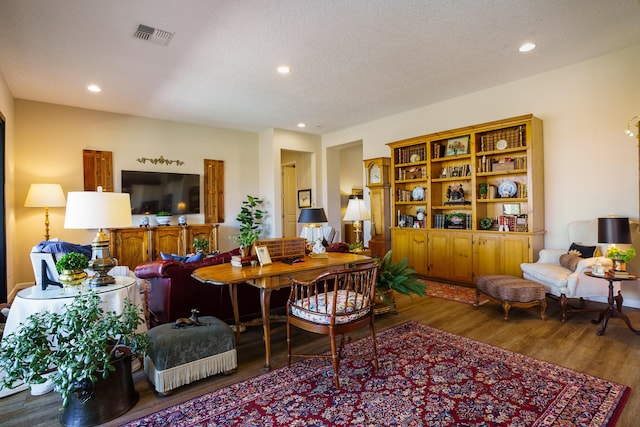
[412,186,425,201]
[496,139,508,150]
[498,181,517,198]
[410,153,421,163]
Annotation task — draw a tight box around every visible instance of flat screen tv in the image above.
[121,170,200,215]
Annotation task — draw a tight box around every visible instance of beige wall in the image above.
[0,71,16,293]
[13,100,260,287]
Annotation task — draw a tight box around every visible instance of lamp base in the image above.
[88,230,117,286]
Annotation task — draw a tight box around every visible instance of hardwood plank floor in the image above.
[1,292,639,426]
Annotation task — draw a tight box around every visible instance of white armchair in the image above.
[520,220,617,322]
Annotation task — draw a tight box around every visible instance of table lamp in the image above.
[598,216,633,274]
[24,183,67,241]
[343,197,371,250]
[64,188,132,286]
[298,207,328,249]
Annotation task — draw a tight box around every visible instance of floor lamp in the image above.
[64,189,132,286]
[24,183,67,241]
[343,197,371,251]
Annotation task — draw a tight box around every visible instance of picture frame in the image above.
[503,203,521,215]
[30,253,61,290]
[444,135,470,157]
[255,245,272,266]
[298,189,312,208]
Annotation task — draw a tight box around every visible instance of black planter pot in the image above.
[60,355,138,427]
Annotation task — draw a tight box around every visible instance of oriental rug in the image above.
[122,321,629,427]
[421,279,489,305]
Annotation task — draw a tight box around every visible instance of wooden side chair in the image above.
[286,262,379,388]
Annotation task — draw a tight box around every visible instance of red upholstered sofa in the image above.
[134,249,289,327]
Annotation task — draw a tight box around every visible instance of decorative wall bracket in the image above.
[136,156,184,166]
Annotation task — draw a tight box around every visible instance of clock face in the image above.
[369,163,381,184]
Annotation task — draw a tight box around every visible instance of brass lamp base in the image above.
[88,229,116,286]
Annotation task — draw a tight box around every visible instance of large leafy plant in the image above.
[376,250,428,306]
[0,291,150,407]
[232,195,265,249]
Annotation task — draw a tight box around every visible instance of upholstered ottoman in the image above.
[144,316,237,394]
[476,275,547,321]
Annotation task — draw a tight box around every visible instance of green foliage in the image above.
[0,291,150,408]
[232,195,265,248]
[606,246,637,263]
[376,250,428,306]
[155,210,172,216]
[445,212,467,222]
[193,237,209,252]
[55,252,89,273]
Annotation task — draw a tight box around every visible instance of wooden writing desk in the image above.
[192,252,372,368]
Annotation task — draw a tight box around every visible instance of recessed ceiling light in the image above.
[297,122,306,128]
[518,42,536,53]
[87,84,101,93]
[277,65,291,74]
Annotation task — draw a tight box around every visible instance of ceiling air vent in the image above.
[134,24,174,46]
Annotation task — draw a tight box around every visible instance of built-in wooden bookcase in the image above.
[387,114,544,284]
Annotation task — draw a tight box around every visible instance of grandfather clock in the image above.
[364,157,391,258]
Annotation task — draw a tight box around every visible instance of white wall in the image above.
[322,44,640,306]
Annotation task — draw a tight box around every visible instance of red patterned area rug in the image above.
[122,321,629,427]
[421,279,489,305]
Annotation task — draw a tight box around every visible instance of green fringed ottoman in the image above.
[144,316,237,394]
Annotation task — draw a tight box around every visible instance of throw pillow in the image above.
[559,252,581,271]
[160,252,187,262]
[568,243,599,258]
[185,252,203,263]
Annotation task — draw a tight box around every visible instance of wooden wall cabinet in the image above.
[109,224,218,270]
[83,149,113,192]
[387,114,544,284]
[391,228,428,276]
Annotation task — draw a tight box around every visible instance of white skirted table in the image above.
[0,276,145,398]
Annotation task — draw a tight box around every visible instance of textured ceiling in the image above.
[1,0,640,135]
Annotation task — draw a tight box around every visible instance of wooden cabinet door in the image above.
[204,159,224,223]
[428,231,450,280]
[83,149,113,192]
[391,229,411,264]
[450,233,473,283]
[409,230,428,276]
[185,224,213,253]
[153,226,183,258]
[474,234,501,278]
[109,228,149,270]
[500,234,530,277]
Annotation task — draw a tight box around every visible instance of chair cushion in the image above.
[290,290,369,324]
[520,262,570,288]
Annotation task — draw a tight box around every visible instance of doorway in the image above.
[281,163,297,237]
[0,117,6,302]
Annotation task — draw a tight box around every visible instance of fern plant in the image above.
[376,250,428,306]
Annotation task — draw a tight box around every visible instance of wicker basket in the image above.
[253,237,307,260]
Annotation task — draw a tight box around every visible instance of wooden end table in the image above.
[585,271,640,336]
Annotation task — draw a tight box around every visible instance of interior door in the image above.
[282,164,297,237]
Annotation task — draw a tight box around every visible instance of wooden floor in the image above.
[1,291,639,426]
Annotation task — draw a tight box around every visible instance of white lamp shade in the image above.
[24,183,66,207]
[343,198,371,221]
[64,191,132,229]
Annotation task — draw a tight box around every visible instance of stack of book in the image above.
[608,270,631,279]
[231,255,254,267]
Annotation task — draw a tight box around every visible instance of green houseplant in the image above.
[606,246,636,272]
[55,252,89,287]
[232,195,265,254]
[0,291,150,424]
[375,250,428,311]
[193,236,209,253]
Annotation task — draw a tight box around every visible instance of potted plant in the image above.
[375,250,428,314]
[55,252,89,287]
[0,291,150,426]
[193,236,209,253]
[155,210,172,225]
[232,195,265,256]
[478,182,488,199]
[606,246,637,272]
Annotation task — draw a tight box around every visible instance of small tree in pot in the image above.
[0,291,150,426]
[375,250,428,313]
[232,195,265,256]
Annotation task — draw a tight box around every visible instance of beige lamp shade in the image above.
[64,191,132,229]
[343,198,371,222]
[24,183,66,208]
